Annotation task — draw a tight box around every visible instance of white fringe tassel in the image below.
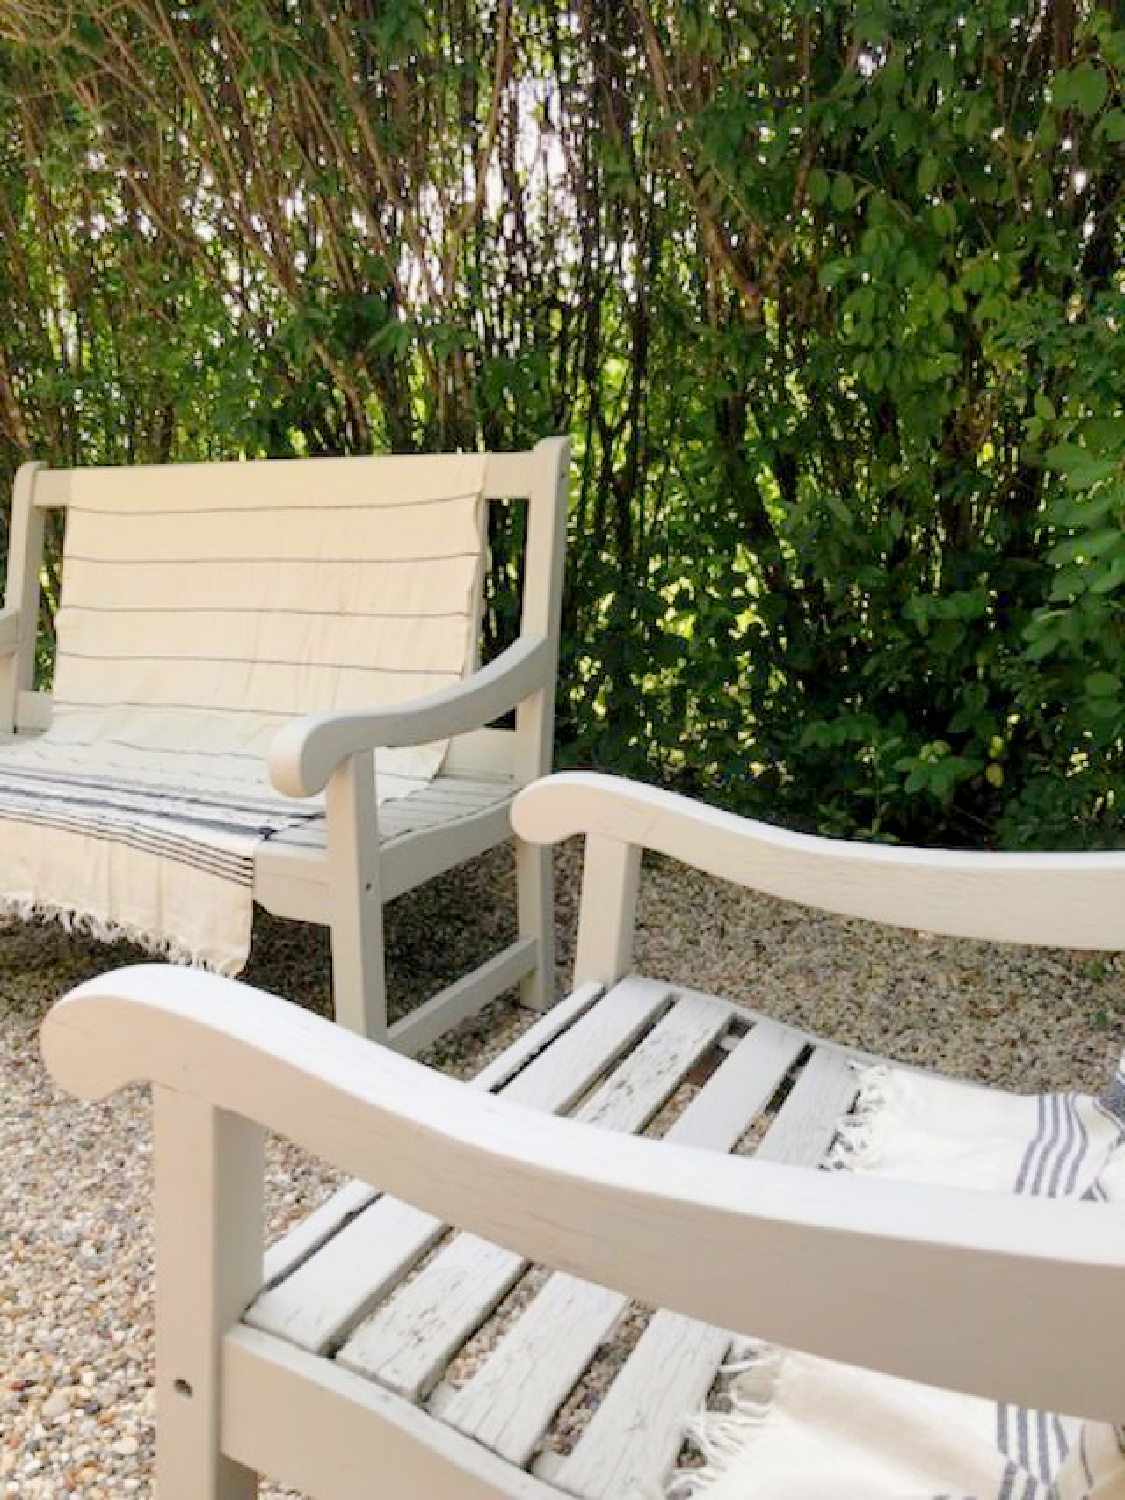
[659,1066,898,1499]
[663,1341,785,1499]
[0,895,234,973]
[823,1063,901,1172]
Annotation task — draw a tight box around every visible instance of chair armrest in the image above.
[512,771,1125,949]
[0,607,22,656]
[268,635,553,798]
[41,965,1125,1420]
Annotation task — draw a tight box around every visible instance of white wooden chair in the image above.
[41,771,1125,1499]
[0,439,569,1048]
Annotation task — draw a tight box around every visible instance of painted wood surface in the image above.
[0,461,44,733]
[438,1017,806,1466]
[336,992,730,1398]
[267,636,553,799]
[514,770,1125,949]
[260,981,605,1290]
[222,1328,561,1500]
[152,1090,263,1499]
[246,978,664,1354]
[42,964,1125,1432]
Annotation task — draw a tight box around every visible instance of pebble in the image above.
[3,840,1124,1494]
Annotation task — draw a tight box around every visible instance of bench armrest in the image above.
[41,964,1125,1422]
[0,607,22,656]
[512,771,1125,950]
[268,634,553,798]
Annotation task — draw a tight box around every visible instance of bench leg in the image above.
[326,751,389,1038]
[516,834,555,1012]
[154,1090,263,1499]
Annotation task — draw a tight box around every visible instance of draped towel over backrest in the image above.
[0,452,488,970]
[47,451,488,795]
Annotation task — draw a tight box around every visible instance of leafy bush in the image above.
[0,0,1123,848]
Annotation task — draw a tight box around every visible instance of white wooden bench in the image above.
[40,771,1125,1498]
[0,439,569,1048]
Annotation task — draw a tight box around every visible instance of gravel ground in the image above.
[4,836,1125,1496]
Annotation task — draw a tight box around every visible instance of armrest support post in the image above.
[573,834,641,987]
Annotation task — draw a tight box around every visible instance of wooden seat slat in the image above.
[335,992,734,1398]
[260,983,606,1289]
[246,977,671,1353]
[753,1045,860,1165]
[436,1016,806,1465]
[548,1039,856,1497]
[547,1310,733,1498]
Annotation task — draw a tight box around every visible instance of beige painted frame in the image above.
[0,438,570,1046]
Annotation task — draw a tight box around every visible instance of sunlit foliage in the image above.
[1,1,1124,846]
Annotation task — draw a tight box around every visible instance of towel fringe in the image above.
[823,1063,901,1171]
[662,1071,903,1498]
[663,1342,785,1499]
[0,895,236,973]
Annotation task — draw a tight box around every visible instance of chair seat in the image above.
[241,975,879,1498]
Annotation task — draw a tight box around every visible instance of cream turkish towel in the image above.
[0,452,488,971]
[670,1057,1125,1500]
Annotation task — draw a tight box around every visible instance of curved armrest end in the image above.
[267,716,320,799]
[268,635,553,797]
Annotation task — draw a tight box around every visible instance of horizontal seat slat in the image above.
[546,1311,731,1498]
[245,978,671,1353]
[336,991,734,1398]
[549,1040,856,1496]
[437,1017,806,1464]
[754,1045,859,1166]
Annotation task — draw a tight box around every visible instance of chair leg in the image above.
[153,1090,263,1499]
[326,751,389,1039]
[516,834,555,1012]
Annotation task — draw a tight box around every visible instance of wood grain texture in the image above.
[0,462,44,733]
[222,1327,560,1500]
[246,978,665,1355]
[513,771,1125,948]
[260,981,605,1291]
[336,992,731,1398]
[42,967,1125,1418]
[438,1017,804,1465]
[153,1090,263,1499]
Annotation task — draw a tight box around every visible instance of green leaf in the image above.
[830,174,856,212]
[807,168,830,205]
[916,155,939,195]
[1085,671,1121,697]
[1071,63,1109,117]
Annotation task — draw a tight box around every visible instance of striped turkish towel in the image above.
[670,1056,1125,1500]
[0,452,487,972]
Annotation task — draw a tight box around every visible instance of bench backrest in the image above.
[1,440,569,782]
